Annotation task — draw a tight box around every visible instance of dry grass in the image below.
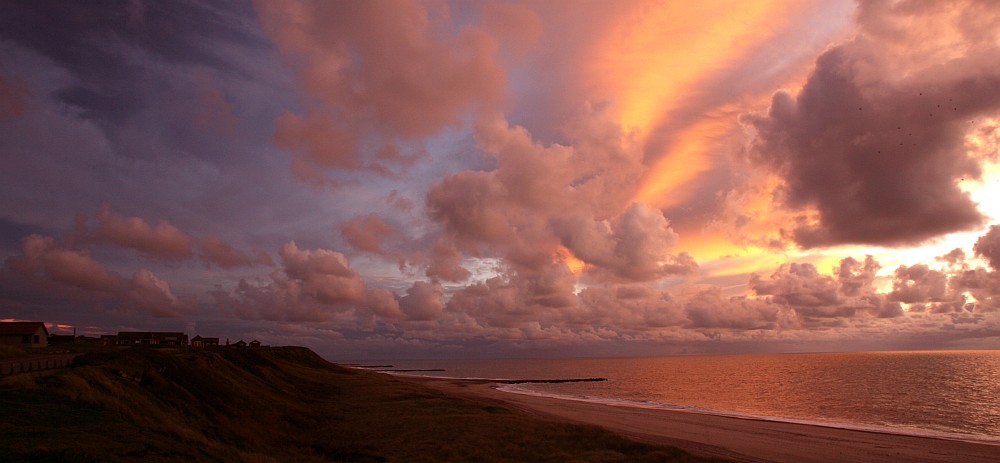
[0,347,730,462]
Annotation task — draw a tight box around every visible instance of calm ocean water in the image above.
[379,351,1000,442]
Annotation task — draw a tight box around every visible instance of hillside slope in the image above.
[0,347,725,462]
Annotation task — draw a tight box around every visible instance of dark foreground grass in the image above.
[0,346,729,462]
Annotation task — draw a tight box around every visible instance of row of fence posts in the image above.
[0,355,76,375]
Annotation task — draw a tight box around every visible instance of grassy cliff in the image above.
[0,346,725,462]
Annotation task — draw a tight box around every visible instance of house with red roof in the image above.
[0,322,49,347]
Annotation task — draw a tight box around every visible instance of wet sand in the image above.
[407,376,1000,463]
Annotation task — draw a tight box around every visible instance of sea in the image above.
[376,350,1000,443]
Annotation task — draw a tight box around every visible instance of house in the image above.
[232,340,247,348]
[190,336,219,348]
[248,340,261,348]
[116,332,189,346]
[0,322,49,347]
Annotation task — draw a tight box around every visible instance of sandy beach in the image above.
[410,376,1000,463]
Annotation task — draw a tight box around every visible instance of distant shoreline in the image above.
[405,374,1000,463]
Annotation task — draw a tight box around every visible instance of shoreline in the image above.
[403,374,1000,463]
[494,383,1000,447]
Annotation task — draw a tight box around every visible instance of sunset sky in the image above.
[2,0,999,359]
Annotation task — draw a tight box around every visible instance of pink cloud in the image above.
[279,241,367,305]
[339,214,397,257]
[214,241,406,322]
[425,240,471,282]
[836,256,880,298]
[480,2,543,56]
[274,111,358,169]
[79,203,193,261]
[200,235,273,268]
[399,280,444,321]
[386,190,415,212]
[888,264,954,309]
[426,111,690,284]
[684,289,783,330]
[127,269,186,318]
[749,259,905,323]
[445,277,524,329]
[1,235,188,319]
[256,0,506,182]
[8,234,118,292]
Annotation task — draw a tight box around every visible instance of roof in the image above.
[0,322,49,336]
[117,331,186,339]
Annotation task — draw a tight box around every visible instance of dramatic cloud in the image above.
[3,1,999,356]
[428,112,694,285]
[742,0,1000,248]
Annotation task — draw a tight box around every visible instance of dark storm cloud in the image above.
[742,0,1000,248]
[0,0,315,253]
[0,0,264,123]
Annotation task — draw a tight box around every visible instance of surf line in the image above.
[493,378,607,384]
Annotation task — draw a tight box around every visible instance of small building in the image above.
[116,332,189,346]
[190,336,219,348]
[232,340,247,348]
[248,340,261,348]
[100,335,118,346]
[0,322,49,347]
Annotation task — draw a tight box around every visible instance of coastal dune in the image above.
[414,376,1000,463]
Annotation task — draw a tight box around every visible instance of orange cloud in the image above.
[554,244,586,274]
[588,1,814,208]
[630,114,733,208]
[593,0,795,133]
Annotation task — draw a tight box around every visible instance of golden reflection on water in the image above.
[392,351,1000,438]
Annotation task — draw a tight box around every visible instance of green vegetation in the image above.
[0,346,727,462]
